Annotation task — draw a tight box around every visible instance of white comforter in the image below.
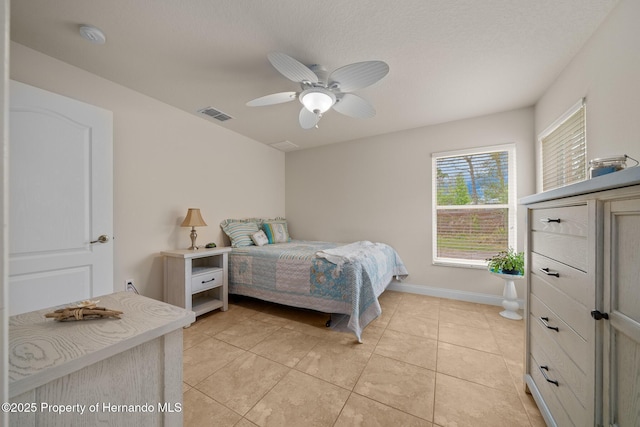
[315,240,381,269]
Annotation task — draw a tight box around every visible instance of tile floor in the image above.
[182,291,545,427]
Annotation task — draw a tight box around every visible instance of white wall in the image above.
[286,107,535,298]
[535,0,640,187]
[10,42,285,301]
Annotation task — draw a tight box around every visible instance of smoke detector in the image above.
[79,25,106,44]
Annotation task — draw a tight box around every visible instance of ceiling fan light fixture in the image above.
[300,88,335,114]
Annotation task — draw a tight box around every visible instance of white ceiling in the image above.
[10,0,618,150]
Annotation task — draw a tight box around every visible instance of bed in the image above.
[227,239,408,341]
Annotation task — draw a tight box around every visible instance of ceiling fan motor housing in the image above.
[307,64,329,85]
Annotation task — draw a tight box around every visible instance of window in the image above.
[539,99,586,191]
[432,144,516,267]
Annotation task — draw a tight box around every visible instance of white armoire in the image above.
[521,167,640,427]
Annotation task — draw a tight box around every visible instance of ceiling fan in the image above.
[247,52,389,129]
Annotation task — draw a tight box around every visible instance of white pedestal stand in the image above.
[490,271,524,320]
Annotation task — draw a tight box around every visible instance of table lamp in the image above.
[181,208,207,250]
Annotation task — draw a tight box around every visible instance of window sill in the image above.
[432,260,487,270]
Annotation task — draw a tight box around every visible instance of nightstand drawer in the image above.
[191,268,223,293]
[530,204,588,236]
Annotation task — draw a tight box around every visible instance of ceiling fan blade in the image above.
[299,107,321,129]
[333,94,376,119]
[328,61,389,92]
[267,52,319,84]
[246,91,297,107]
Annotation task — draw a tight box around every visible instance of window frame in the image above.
[431,143,517,269]
[537,98,587,192]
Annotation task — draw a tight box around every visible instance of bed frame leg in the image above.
[325,314,332,327]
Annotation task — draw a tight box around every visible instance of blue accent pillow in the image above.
[262,221,290,244]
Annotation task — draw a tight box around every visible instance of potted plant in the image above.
[486,247,524,275]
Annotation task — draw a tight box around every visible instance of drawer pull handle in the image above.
[540,316,559,332]
[540,218,561,223]
[201,277,216,284]
[540,267,560,277]
[590,310,609,320]
[539,365,559,386]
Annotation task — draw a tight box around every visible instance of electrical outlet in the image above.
[125,279,138,294]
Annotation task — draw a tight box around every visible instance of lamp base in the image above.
[188,227,199,250]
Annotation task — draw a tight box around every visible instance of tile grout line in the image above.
[431,304,440,425]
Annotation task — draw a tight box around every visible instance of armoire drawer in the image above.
[530,252,591,308]
[529,352,583,427]
[529,328,593,426]
[530,204,588,236]
[530,253,592,343]
[530,231,587,272]
[530,294,589,373]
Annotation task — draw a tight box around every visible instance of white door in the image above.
[9,80,113,315]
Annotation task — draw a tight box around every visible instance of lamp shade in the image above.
[300,88,336,113]
[181,208,207,227]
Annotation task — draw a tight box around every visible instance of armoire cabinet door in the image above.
[603,198,640,427]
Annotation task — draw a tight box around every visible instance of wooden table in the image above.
[8,291,194,426]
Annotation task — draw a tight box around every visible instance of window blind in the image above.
[540,103,586,191]
[432,145,516,266]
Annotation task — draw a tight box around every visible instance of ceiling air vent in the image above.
[198,106,233,122]
[270,141,299,152]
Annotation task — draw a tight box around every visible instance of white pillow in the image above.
[251,230,269,246]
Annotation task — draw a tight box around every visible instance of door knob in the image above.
[90,235,110,244]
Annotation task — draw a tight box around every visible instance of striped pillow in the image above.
[262,220,290,244]
[220,220,259,247]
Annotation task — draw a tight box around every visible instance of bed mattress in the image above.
[228,240,408,340]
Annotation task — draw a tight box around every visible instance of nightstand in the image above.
[162,247,232,317]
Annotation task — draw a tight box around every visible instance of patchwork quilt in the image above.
[228,240,408,341]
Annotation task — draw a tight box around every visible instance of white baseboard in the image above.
[387,281,524,309]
